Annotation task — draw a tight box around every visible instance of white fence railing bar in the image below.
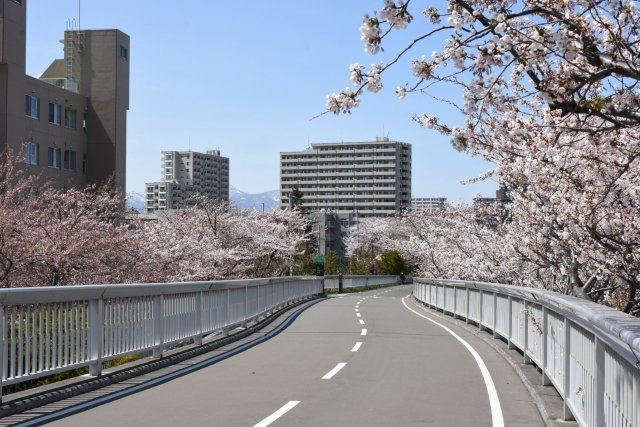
[0,276,324,400]
[414,278,640,427]
[323,275,400,290]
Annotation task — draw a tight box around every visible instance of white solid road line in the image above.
[401,297,505,427]
[253,401,300,427]
[351,342,363,352]
[358,319,365,325]
[361,328,367,336]
[322,362,347,379]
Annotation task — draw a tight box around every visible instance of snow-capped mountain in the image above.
[230,185,279,211]
[127,187,280,213]
[126,192,146,212]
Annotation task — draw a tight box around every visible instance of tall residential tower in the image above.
[280,137,411,217]
[146,150,229,213]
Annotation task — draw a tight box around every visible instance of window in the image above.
[48,147,61,168]
[119,45,128,60]
[82,154,87,173]
[49,103,61,125]
[24,142,39,165]
[64,109,77,129]
[25,95,39,118]
[64,150,76,171]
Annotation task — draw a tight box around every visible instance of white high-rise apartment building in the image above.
[146,150,229,213]
[280,137,411,217]
[411,197,447,213]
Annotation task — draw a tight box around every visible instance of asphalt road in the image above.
[42,285,543,426]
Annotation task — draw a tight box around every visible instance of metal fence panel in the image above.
[468,289,481,323]
[568,323,596,426]
[455,288,467,317]
[495,295,509,338]
[545,311,566,393]
[2,302,90,385]
[604,345,638,427]
[510,298,525,350]
[526,304,543,366]
[481,291,494,329]
[445,287,455,313]
[103,297,154,360]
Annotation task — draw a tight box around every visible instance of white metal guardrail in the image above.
[0,276,324,400]
[323,275,400,290]
[414,278,640,427]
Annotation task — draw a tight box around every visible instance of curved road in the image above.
[43,285,543,426]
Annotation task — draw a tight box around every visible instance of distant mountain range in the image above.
[229,185,280,211]
[126,186,280,213]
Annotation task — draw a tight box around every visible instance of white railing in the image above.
[414,278,640,427]
[0,276,323,400]
[323,275,400,290]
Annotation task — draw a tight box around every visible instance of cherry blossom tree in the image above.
[130,198,310,282]
[19,185,133,286]
[0,149,311,286]
[330,0,640,313]
[0,149,39,286]
[346,205,522,284]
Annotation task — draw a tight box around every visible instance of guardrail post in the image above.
[194,291,203,346]
[507,296,515,349]
[0,304,5,403]
[453,287,458,319]
[152,295,164,358]
[594,337,605,426]
[465,287,470,324]
[88,298,104,376]
[523,306,531,363]
[542,307,551,385]
[242,285,248,328]
[562,317,575,421]
[223,288,230,336]
[443,284,447,314]
[478,290,483,331]
[493,292,498,338]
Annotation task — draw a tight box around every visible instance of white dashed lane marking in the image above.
[253,401,300,427]
[322,363,347,380]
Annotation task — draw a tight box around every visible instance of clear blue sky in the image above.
[25,1,497,202]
